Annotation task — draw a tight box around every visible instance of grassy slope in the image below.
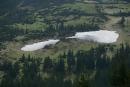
[10,2,99,30]
[1,1,130,59]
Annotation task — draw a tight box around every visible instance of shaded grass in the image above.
[9,2,100,31]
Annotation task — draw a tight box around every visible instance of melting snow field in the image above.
[67,30,119,43]
[21,30,119,52]
[21,39,60,51]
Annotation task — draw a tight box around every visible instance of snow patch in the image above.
[21,39,60,51]
[21,30,119,52]
[67,30,119,43]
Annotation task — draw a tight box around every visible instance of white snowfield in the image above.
[21,30,119,51]
[67,30,119,43]
[21,39,60,51]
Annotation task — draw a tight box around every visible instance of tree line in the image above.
[0,22,99,42]
[0,44,130,87]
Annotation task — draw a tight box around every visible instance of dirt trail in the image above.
[101,16,124,44]
[101,16,121,31]
[101,16,130,44]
